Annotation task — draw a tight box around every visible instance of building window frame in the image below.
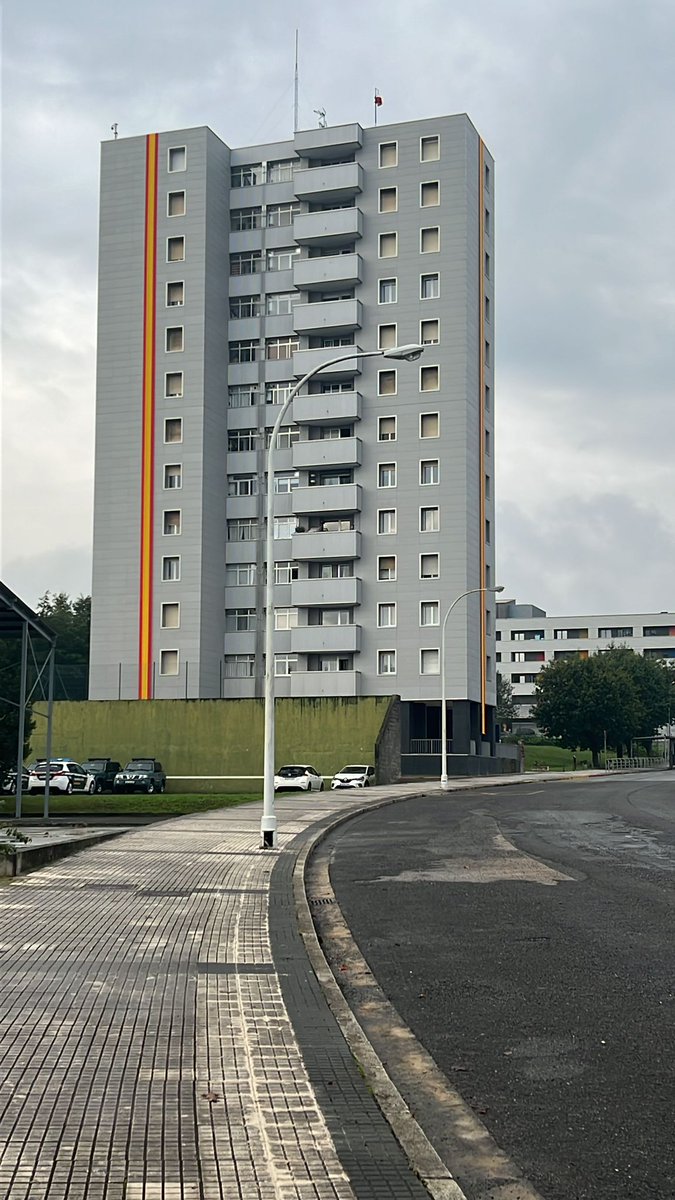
[160,648,180,676]
[378,649,397,676]
[377,508,397,535]
[167,190,186,217]
[378,231,398,259]
[378,141,398,168]
[166,236,185,263]
[167,146,187,173]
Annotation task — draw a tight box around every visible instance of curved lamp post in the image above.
[440,584,504,790]
[261,343,426,848]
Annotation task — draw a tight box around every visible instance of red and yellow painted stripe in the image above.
[138,133,158,699]
[478,139,488,735]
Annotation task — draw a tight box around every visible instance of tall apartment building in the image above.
[89,114,497,758]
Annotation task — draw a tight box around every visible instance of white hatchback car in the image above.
[331,764,376,789]
[273,765,324,792]
[27,759,95,795]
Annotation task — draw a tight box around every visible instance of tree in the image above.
[0,639,35,779]
[496,671,518,731]
[36,593,91,699]
[533,647,671,766]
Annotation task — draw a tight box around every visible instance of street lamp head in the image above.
[494,585,505,593]
[382,343,426,362]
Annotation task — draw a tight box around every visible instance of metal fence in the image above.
[606,756,667,771]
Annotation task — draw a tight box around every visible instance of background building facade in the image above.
[89,114,497,757]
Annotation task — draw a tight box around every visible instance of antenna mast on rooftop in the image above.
[293,30,299,132]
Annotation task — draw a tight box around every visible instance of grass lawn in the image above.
[523,744,595,772]
[0,793,261,819]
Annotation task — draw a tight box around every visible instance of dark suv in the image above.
[113,759,166,794]
[81,759,121,794]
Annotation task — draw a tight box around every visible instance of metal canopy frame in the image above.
[0,582,57,819]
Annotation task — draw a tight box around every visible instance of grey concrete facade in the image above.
[90,114,497,749]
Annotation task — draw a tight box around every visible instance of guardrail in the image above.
[605,757,667,770]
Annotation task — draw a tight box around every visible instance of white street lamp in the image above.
[261,343,425,848]
[439,584,504,790]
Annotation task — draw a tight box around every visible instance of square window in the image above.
[165,372,183,398]
[378,323,397,350]
[378,603,397,628]
[420,367,439,393]
[420,459,439,485]
[485,340,491,367]
[420,319,439,345]
[420,135,440,162]
[165,326,183,352]
[162,555,180,581]
[420,506,439,532]
[378,415,396,441]
[378,369,397,396]
[163,463,182,489]
[420,647,440,674]
[378,555,397,581]
[485,428,491,455]
[421,273,439,300]
[378,508,396,534]
[163,509,181,536]
[379,232,397,258]
[164,418,182,444]
[420,553,439,579]
[420,180,440,207]
[485,295,491,323]
[379,187,398,213]
[167,190,185,217]
[420,226,440,253]
[485,162,491,190]
[167,236,185,262]
[485,251,491,279]
[379,141,398,168]
[420,412,439,437]
[378,463,396,488]
[485,383,491,414]
[486,518,491,544]
[379,278,397,304]
[420,601,439,626]
[378,649,396,675]
[160,649,179,675]
[168,146,186,172]
[161,602,180,629]
[485,207,491,236]
[166,281,184,307]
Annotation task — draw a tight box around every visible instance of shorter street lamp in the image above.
[261,343,426,848]
[440,584,504,790]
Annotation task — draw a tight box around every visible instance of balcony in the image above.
[293,253,362,292]
[292,528,361,561]
[288,669,361,697]
[290,624,361,654]
[292,483,362,516]
[294,162,364,203]
[292,390,361,426]
[291,577,361,607]
[293,348,362,378]
[294,208,363,248]
[293,299,362,336]
[294,123,363,159]
[293,437,361,471]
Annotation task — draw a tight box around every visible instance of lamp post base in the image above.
[260,817,277,849]
[440,774,450,791]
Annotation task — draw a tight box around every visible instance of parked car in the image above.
[81,759,121,794]
[331,764,376,789]
[114,759,166,794]
[27,759,95,795]
[1,767,29,794]
[273,765,324,792]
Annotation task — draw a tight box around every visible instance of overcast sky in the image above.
[2,0,674,616]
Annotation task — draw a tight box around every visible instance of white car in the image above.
[27,759,95,795]
[331,764,376,789]
[274,765,324,792]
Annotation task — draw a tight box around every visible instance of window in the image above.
[167,236,185,262]
[420,226,440,253]
[379,232,398,258]
[311,608,353,627]
[165,326,183,353]
[164,418,182,444]
[274,425,300,449]
[379,141,398,168]
[224,654,255,678]
[167,191,185,217]
[227,518,258,542]
[421,273,439,300]
[378,463,396,488]
[554,628,590,640]
[273,472,299,494]
[266,159,295,183]
[308,468,352,488]
[485,341,491,367]
[485,429,491,456]
[378,415,396,442]
[266,292,295,316]
[266,202,300,227]
[379,277,397,304]
[227,475,257,497]
[420,319,439,345]
[485,384,491,415]
[166,281,184,307]
[265,381,294,406]
[378,323,397,350]
[485,474,491,499]
[162,556,180,581]
[485,295,491,323]
[163,464,182,490]
[274,607,298,631]
[266,336,299,360]
[379,187,398,213]
[420,181,440,208]
[485,162,491,190]
[420,367,439,393]
[230,250,262,276]
[420,135,440,161]
[485,518,491,544]
[378,650,396,675]
[168,146,186,172]
[228,429,257,452]
[230,296,262,319]
[378,555,396,581]
[165,372,183,398]
[266,247,299,272]
[274,654,298,676]
[420,459,439,485]
[226,609,256,632]
[378,603,396,628]
[513,630,545,642]
[420,412,439,437]
[160,649,179,676]
[229,339,258,364]
[274,516,298,539]
[378,370,396,396]
[420,506,439,532]
[420,553,439,579]
[308,561,353,579]
[230,206,263,231]
[420,648,440,674]
[163,510,181,536]
[598,627,633,638]
[226,563,256,586]
[161,602,180,629]
[274,561,299,584]
[420,601,439,626]
[231,163,262,188]
[485,251,491,280]
[377,509,397,535]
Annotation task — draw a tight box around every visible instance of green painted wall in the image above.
[30,698,392,792]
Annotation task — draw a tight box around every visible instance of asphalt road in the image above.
[326,775,675,1200]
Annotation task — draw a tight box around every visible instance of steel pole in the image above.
[14,623,28,821]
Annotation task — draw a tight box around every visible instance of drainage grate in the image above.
[308,896,336,907]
